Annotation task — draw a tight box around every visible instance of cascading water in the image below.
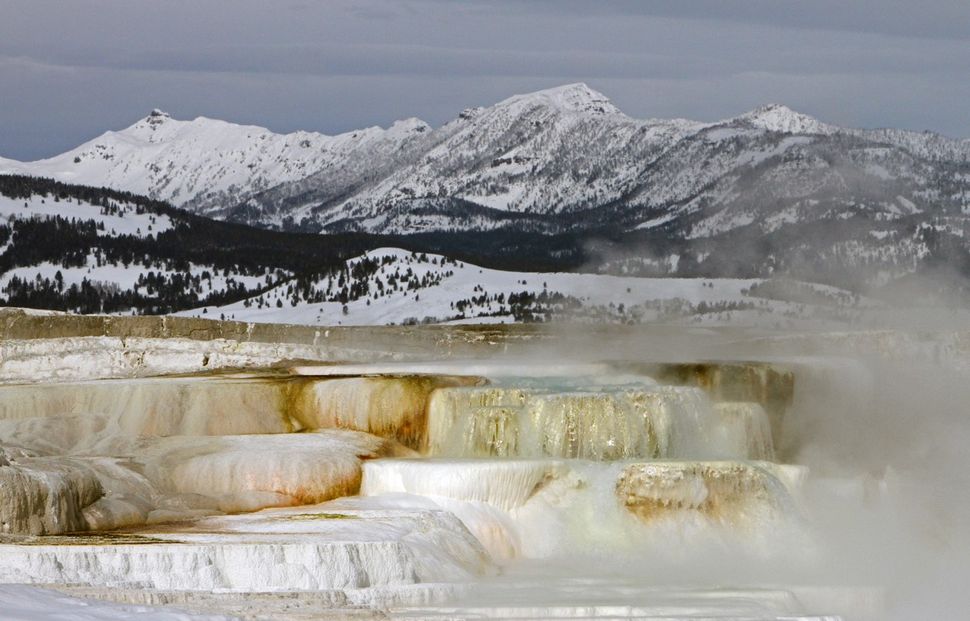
[461,407,521,457]
[713,402,776,461]
[425,381,750,461]
[640,362,795,448]
[426,386,531,455]
[524,391,657,460]
[357,371,803,567]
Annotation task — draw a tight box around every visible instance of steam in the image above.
[440,323,970,620]
[785,353,970,620]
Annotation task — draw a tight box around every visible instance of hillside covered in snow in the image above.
[0,109,433,223]
[178,247,873,328]
[0,176,869,326]
[4,84,969,240]
[4,84,970,299]
[1,174,968,322]
[0,175,383,314]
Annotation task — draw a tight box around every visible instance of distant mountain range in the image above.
[4,83,969,236]
[2,84,970,303]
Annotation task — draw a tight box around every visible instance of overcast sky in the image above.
[2,0,968,160]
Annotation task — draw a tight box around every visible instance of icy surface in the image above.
[2,321,941,619]
[385,573,847,621]
[139,431,390,511]
[616,461,797,529]
[0,375,477,454]
[0,371,412,534]
[0,378,296,451]
[362,458,568,513]
[0,335,408,383]
[290,375,476,450]
[361,458,808,561]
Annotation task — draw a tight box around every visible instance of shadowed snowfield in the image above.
[0,309,967,620]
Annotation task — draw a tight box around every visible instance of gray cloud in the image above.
[1,0,968,160]
[489,0,970,41]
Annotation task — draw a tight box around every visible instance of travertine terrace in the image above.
[2,308,969,619]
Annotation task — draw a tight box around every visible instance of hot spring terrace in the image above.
[0,310,961,619]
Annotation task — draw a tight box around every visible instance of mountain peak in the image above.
[498,83,623,116]
[389,117,431,134]
[143,108,173,130]
[737,103,830,135]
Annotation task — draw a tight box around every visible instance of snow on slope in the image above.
[0,109,431,216]
[5,83,970,237]
[176,247,857,327]
[307,84,710,230]
[492,82,626,116]
[0,256,269,297]
[736,104,836,135]
[0,189,285,308]
[0,192,173,237]
[215,84,970,236]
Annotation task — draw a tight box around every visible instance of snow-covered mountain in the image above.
[0,109,432,220]
[5,85,970,300]
[6,83,969,238]
[248,84,709,232]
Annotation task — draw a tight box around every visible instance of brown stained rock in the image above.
[628,362,794,449]
[615,462,792,528]
[0,456,104,535]
[286,375,479,450]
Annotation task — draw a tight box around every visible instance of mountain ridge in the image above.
[3,84,970,240]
